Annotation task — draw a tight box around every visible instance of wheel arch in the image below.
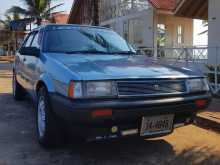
[35,74,56,95]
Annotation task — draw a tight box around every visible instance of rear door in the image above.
[17,33,35,88]
[24,31,42,96]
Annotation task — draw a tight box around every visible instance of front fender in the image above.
[35,73,56,93]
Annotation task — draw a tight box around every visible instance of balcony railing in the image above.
[137,46,220,96]
[100,1,150,22]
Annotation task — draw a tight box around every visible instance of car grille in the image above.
[117,80,187,97]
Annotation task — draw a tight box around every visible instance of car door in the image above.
[17,33,35,89]
[23,31,41,97]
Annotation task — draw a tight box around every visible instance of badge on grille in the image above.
[154,84,160,90]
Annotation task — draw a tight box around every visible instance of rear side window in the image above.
[31,32,42,49]
[23,33,34,47]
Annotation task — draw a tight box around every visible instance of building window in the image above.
[177,25,184,44]
[132,19,143,45]
[157,24,166,47]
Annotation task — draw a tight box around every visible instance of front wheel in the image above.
[36,87,63,148]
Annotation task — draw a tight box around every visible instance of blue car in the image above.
[13,24,211,148]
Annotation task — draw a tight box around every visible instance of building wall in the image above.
[68,0,194,49]
[68,0,95,25]
[101,9,154,48]
[208,0,220,64]
[157,14,193,47]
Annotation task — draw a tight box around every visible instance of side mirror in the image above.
[19,47,40,57]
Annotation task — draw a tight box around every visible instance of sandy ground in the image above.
[0,62,220,165]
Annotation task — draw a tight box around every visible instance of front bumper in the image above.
[50,93,212,140]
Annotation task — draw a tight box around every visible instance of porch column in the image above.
[153,11,158,59]
[208,0,220,65]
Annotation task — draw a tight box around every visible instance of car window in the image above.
[31,32,41,49]
[43,28,135,54]
[23,33,35,47]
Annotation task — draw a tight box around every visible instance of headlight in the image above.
[68,81,117,98]
[186,78,209,93]
[86,81,117,98]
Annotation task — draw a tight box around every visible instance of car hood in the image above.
[48,53,200,80]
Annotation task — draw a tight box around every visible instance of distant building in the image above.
[68,0,193,49]
[42,13,69,24]
[51,13,69,24]
[0,26,26,56]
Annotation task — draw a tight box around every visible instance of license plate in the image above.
[140,115,174,136]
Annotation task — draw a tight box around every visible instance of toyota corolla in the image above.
[13,24,211,148]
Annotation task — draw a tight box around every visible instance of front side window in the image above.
[43,27,135,54]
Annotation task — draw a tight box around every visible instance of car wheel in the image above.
[36,86,63,148]
[12,72,25,101]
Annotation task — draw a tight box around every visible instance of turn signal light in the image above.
[195,99,207,108]
[68,81,74,98]
[92,109,112,118]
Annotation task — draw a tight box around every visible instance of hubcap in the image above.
[38,96,46,138]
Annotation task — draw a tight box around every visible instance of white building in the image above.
[99,0,193,50]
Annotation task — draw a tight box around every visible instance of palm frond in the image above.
[7,6,28,15]
[199,30,208,35]
[45,3,64,14]
[22,0,35,9]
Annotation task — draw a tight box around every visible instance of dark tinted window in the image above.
[43,27,135,54]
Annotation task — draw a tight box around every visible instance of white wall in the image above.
[100,8,154,48]
[208,0,220,64]
[158,14,194,47]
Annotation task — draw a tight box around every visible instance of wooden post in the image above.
[93,0,100,26]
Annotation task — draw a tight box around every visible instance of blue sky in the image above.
[0,0,74,18]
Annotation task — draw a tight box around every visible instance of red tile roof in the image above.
[149,0,177,11]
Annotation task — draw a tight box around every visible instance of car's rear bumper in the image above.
[49,93,212,140]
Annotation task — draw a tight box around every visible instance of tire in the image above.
[12,72,25,101]
[36,86,63,148]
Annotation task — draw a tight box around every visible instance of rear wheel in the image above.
[36,86,64,148]
[12,72,25,101]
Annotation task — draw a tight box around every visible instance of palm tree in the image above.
[7,0,63,26]
[0,13,20,29]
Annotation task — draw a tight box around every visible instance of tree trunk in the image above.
[93,0,100,26]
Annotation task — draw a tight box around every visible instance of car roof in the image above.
[32,24,111,32]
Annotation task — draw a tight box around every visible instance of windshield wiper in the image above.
[110,51,136,55]
[65,50,109,54]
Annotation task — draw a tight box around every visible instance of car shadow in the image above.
[49,139,220,165]
[0,93,220,164]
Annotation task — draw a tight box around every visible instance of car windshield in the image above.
[43,27,136,55]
